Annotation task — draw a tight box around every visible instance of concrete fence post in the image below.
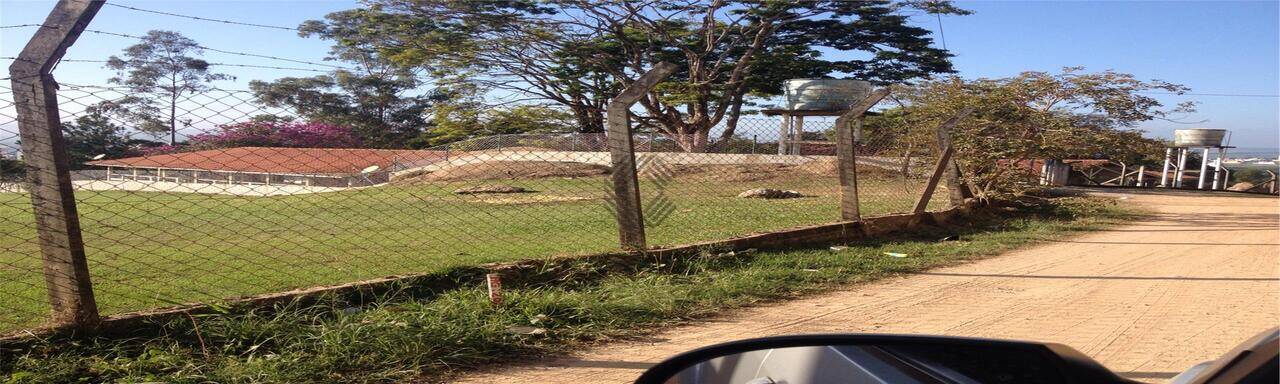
[934,111,974,206]
[833,88,891,221]
[914,108,974,213]
[9,0,106,329]
[606,62,677,250]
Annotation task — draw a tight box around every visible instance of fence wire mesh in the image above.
[0,78,946,332]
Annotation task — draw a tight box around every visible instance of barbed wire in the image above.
[0,24,57,29]
[78,29,350,70]
[104,3,302,31]
[51,58,332,73]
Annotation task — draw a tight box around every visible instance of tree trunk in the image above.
[169,97,177,146]
[572,105,604,133]
[673,128,709,153]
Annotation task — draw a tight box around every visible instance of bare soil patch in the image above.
[399,161,610,183]
[657,159,898,182]
[454,184,531,195]
[466,194,595,205]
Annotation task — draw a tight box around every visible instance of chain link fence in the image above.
[1,75,954,333]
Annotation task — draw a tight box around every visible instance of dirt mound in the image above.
[737,188,805,199]
[468,194,594,205]
[658,163,798,182]
[1227,182,1256,192]
[468,146,556,153]
[402,161,610,183]
[453,184,530,194]
[795,158,903,178]
[655,159,900,182]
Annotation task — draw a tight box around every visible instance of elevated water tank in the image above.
[1173,128,1227,147]
[784,79,872,111]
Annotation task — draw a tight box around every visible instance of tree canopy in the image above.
[303,0,965,151]
[248,70,440,148]
[105,30,231,145]
[61,105,135,169]
[880,67,1191,196]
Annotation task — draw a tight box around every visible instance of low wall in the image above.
[390,150,917,180]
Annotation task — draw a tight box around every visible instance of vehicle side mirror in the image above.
[634,334,1136,384]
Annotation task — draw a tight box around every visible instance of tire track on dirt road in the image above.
[455,188,1279,384]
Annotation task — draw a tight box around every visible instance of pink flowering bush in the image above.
[189,121,361,149]
[137,144,182,156]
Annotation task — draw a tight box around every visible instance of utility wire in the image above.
[935,13,947,50]
[104,3,301,31]
[1140,92,1279,98]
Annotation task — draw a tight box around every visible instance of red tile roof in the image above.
[88,147,445,175]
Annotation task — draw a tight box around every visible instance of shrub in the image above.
[190,121,361,149]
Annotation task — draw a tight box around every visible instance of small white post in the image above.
[1174,148,1189,188]
[1137,165,1146,187]
[777,116,790,155]
[1040,160,1050,185]
[1118,162,1128,186]
[1197,147,1211,189]
[792,116,805,155]
[1160,148,1172,187]
[1211,147,1225,190]
[105,166,112,180]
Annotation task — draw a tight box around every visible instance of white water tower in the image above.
[1162,128,1232,190]
[763,79,872,155]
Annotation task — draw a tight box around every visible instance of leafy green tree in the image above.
[0,157,23,184]
[891,67,1192,197]
[106,30,231,145]
[303,0,965,151]
[250,17,446,149]
[420,103,576,147]
[249,71,440,148]
[62,105,135,168]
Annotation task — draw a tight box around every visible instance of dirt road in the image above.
[457,189,1279,383]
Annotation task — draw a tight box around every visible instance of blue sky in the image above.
[2,0,1277,147]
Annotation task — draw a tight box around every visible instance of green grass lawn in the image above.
[0,174,941,331]
[0,197,1133,383]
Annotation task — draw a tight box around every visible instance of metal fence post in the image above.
[9,0,106,329]
[833,89,891,221]
[607,62,676,250]
[913,108,973,213]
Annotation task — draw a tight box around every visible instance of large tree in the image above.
[62,105,135,168]
[106,30,231,145]
[421,102,576,147]
[251,18,446,149]
[248,70,440,148]
[304,0,964,151]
